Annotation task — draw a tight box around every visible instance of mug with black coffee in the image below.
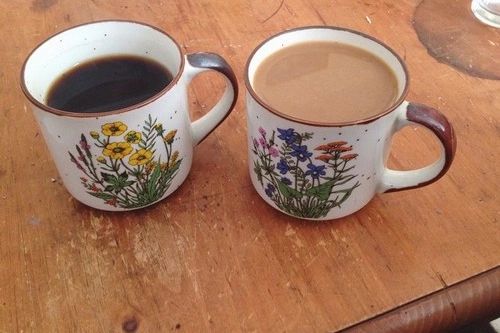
[21,20,238,211]
[246,26,456,220]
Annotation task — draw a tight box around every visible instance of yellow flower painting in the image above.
[69,115,182,208]
[103,142,133,159]
[124,131,142,144]
[129,149,153,166]
[101,121,127,136]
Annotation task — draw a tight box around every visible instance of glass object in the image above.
[471,0,500,28]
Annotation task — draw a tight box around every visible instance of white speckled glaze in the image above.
[245,27,455,221]
[22,21,237,211]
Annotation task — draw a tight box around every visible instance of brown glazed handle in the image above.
[380,102,457,192]
[185,52,238,145]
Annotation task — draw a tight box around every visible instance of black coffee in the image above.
[46,55,173,113]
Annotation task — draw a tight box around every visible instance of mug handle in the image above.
[378,101,457,193]
[184,52,238,145]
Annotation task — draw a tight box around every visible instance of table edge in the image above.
[337,265,500,333]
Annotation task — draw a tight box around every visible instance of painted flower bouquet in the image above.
[252,127,360,218]
[69,115,182,209]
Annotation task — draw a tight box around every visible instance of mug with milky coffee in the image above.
[245,26,456,220]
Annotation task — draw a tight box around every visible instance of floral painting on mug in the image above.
[69,115,182,208]
[252,127,360,218]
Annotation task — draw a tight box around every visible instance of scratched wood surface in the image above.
[0,0,499,332]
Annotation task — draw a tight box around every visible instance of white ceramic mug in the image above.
[245,27,456,221]
[21,20,238,211]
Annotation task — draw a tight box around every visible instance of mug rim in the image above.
[20,19,185,118]
[244,26,410,127]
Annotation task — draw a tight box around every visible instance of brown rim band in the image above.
[20,20,185,118]
[244,26,410,127]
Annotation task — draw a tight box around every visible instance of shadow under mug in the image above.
[21,20,238,211]
[245,26,457,221]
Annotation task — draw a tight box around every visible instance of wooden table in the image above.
[1,0,499,332]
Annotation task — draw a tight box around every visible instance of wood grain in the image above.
[339,266,500,333]
[0,0,499,332]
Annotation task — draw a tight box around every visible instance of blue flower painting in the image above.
[251,126,361,218]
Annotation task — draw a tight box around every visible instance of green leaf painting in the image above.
[252,127,360,219]
[69,115,182,209]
